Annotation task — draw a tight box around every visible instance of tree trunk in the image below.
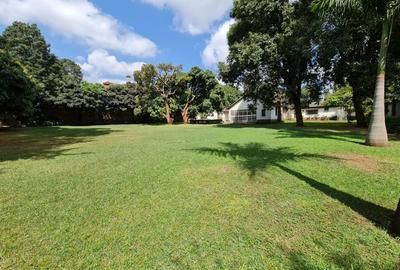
[276,101,283,122]
[293,84,304,127]
[181,103,190,124]
[366,17,391,146]
[390,199,400,237]
[352,91,367,128]
[164,100,174,125]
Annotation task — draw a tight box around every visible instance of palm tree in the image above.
[313,0,400,146]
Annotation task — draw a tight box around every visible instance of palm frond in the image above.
[311,0,362,13]
[387,0,400,16]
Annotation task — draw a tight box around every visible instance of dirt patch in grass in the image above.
[333,153,380,173]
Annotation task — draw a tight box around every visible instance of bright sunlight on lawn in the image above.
[1,123,399,269]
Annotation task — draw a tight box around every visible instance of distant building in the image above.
[103,81,112,89]
[223,99,282,124]
[287,103,348,121]
[194,99,281,124]
[196,111,225,121]
[195,98,353,124]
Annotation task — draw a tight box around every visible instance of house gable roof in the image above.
[225,97,244,111]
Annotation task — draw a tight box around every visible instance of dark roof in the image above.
[225,97,244,110]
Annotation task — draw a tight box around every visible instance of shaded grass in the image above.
[0,123,399,269]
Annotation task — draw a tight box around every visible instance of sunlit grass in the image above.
[0,123,399,269]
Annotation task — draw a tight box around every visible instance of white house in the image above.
[196,111,224,121]
[287,104,348,121]
[223,99,281,124]
[195,98,350,124]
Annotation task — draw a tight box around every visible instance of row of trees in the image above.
[0,22,241,126]
[133,64,241,124]
[221,0,400,147]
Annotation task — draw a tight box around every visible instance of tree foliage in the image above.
[209,84,242,113]
[313,0,400,146]
[180,67,218,123]
[223,0,321,127]
[1,22,58,93]
[323,86,353,115]
[316,11,381,127]
[0,50,35,121]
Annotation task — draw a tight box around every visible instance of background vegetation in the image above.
[0,22,241,126]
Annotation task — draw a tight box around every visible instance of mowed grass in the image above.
[0,123,399,269]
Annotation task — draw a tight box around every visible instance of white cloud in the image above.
[79,49,145,83]
[139,0,232,35]
[0,0,157,57]
[202,19,234,67]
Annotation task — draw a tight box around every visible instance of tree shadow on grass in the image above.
[274,128,365,144]
[216,122,366,144]
[0,126,119,162]
[193,142,394,232]
[287,249,368,270]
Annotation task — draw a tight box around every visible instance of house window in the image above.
[230,110,257,123]
[261,109,266,117]
[324,107,329,112]
[306,109,318,115]
[275,107,279,116]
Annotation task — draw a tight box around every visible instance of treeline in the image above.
[0,22,241,126]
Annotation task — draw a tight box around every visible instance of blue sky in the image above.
[0,0,234,83]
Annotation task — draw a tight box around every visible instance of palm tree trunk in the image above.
[366,17,392,146]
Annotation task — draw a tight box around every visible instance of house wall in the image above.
[287,107,347,121]
[304,107,347,120]
[196,111,224,121]
[223,99,348,123]
[226,99,279,123]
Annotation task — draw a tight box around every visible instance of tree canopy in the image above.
[222,0,321,127]
[313,0,400,145]
[0,50,35,121]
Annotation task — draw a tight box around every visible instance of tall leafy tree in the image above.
[38,58,85,122]
[134,64,165,122]
[316,12,381,127]
[312,0,400,145]
[58,59,83,90]
[154,64,183,124]
[0,50,35,121]
[223,0,321,127]
[1,22,58,93]
[209,84,242,113]
[180,67,218,124]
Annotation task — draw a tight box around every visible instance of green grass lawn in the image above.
[1,123,399,269]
